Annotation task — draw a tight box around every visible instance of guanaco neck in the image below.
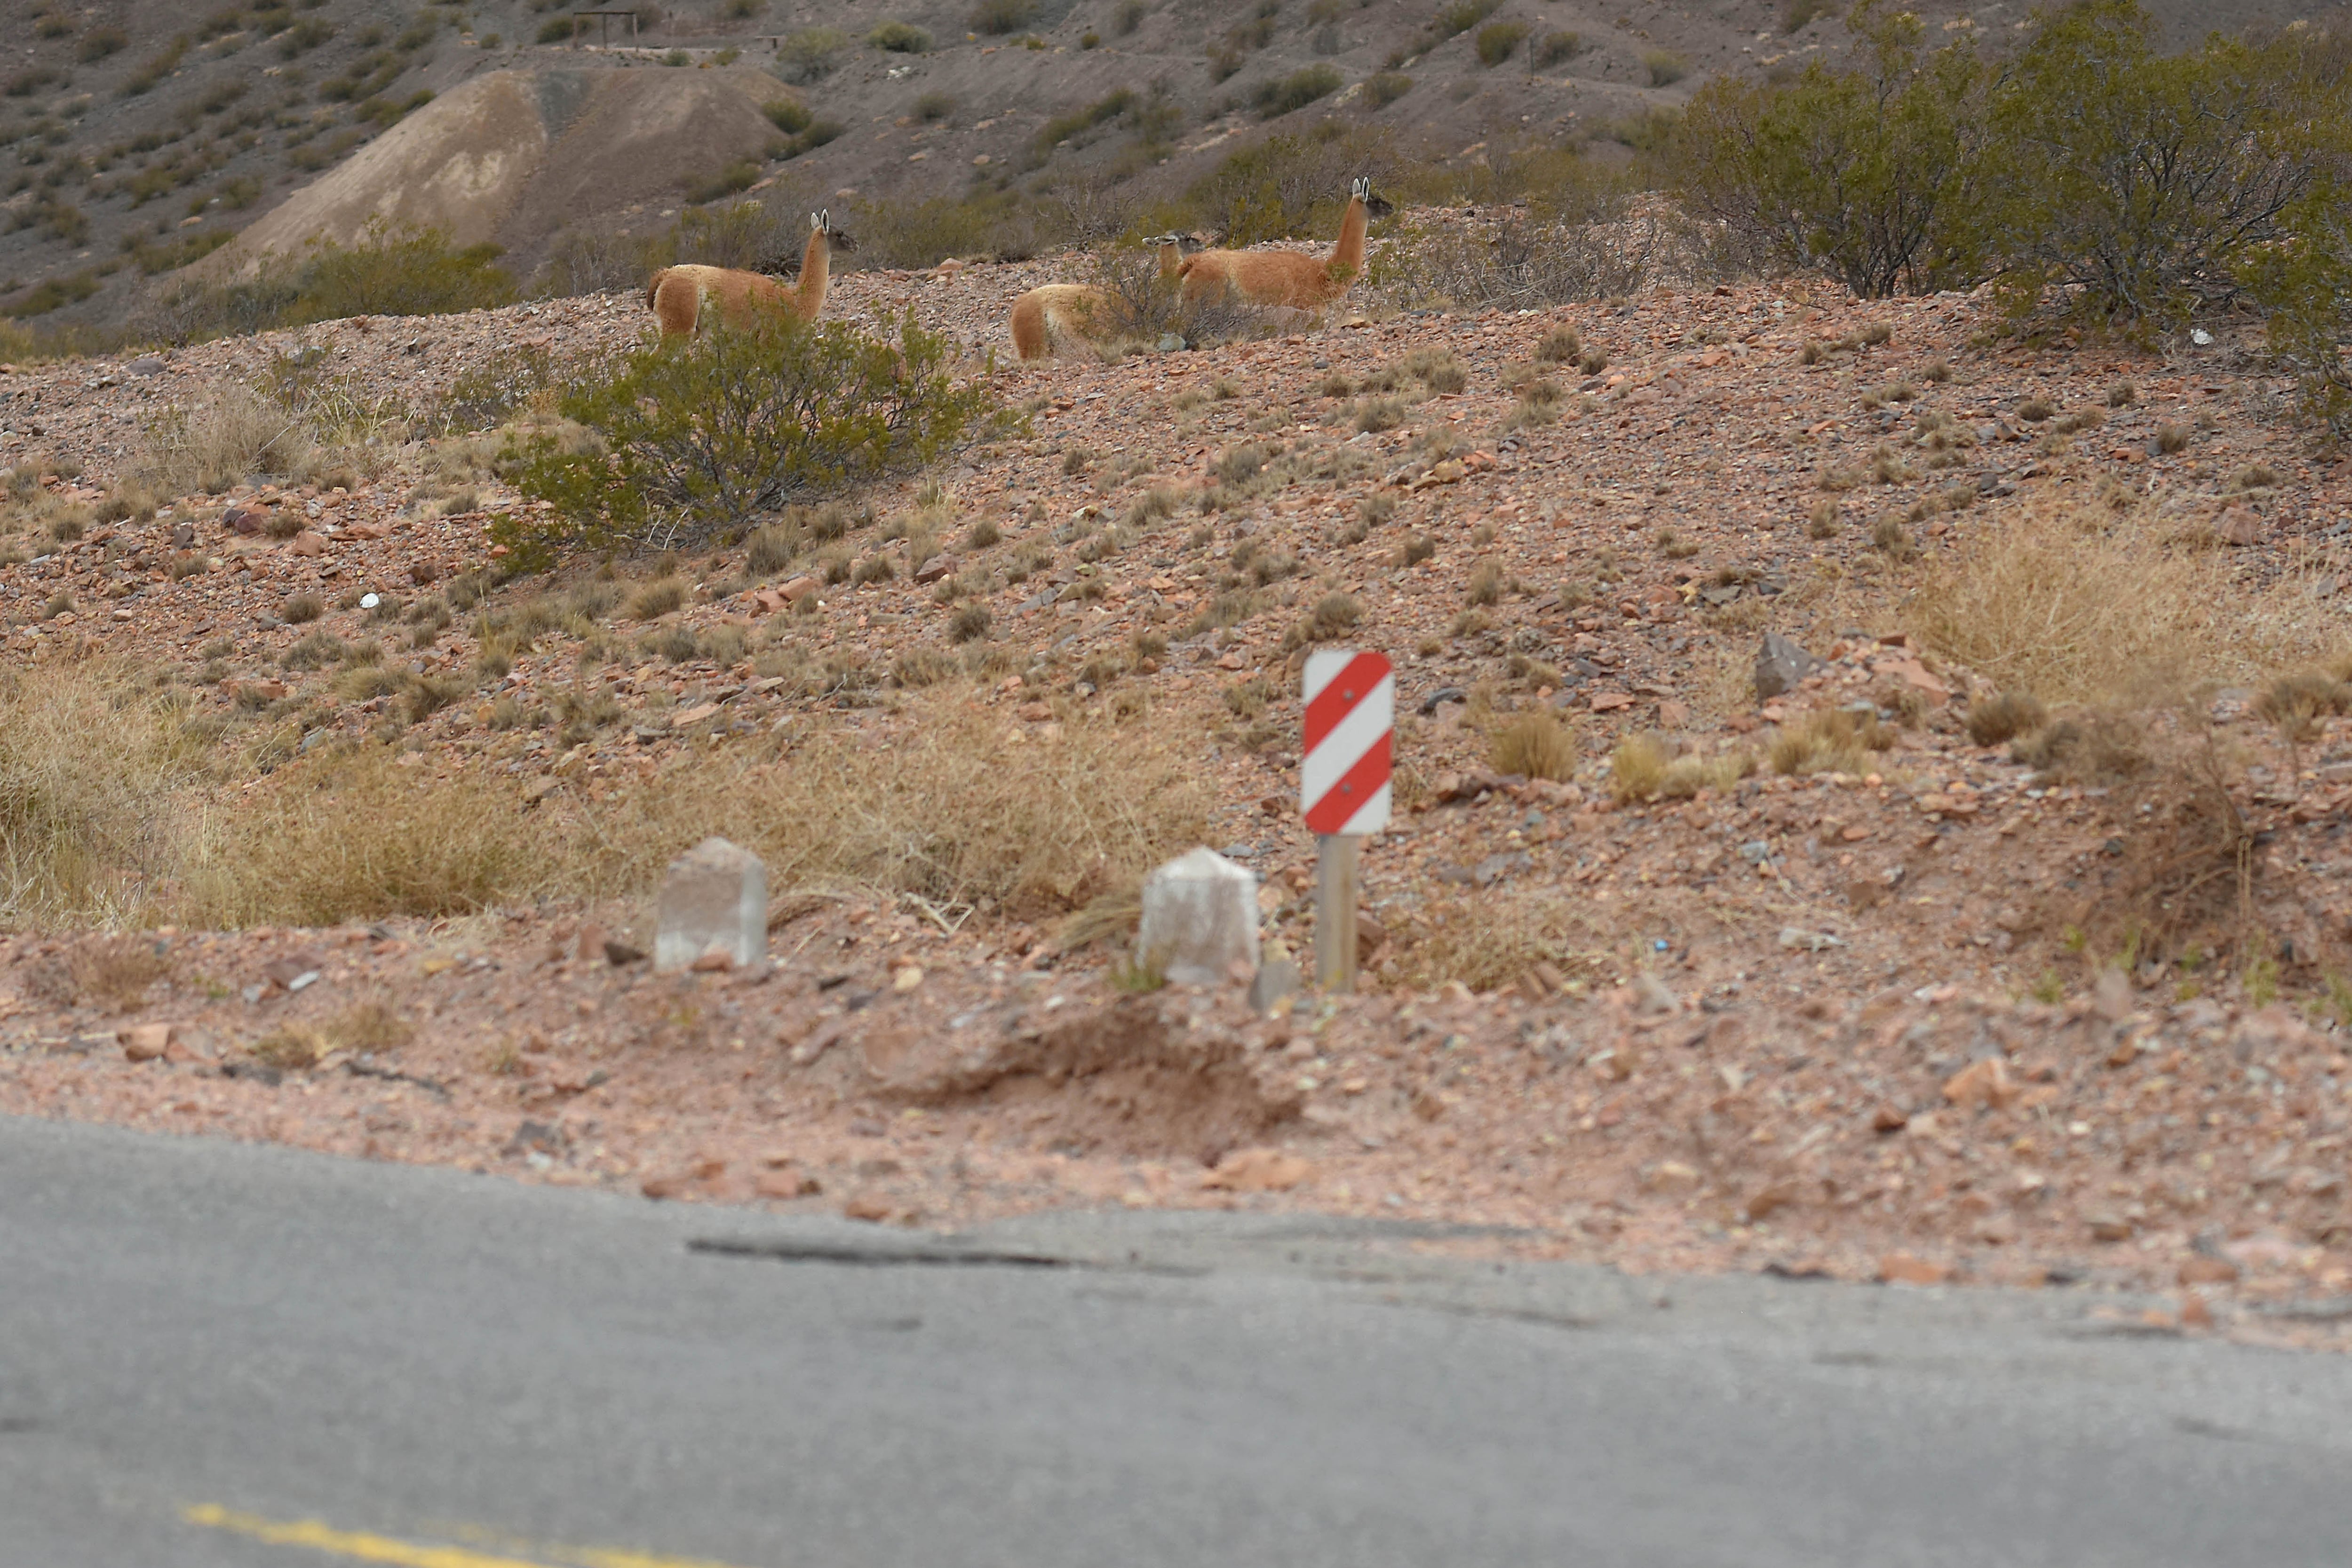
[1159,239,1184,282]
[1327,195,1367,287]
[795,227,830,316]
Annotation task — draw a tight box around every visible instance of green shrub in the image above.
[764,97,813,134]
[774,26,848,82]
[683,159,763,205]
[914,91,955,121]
[1364,71,1413,108]
[1984,1,2341,327]
[1253,65,1343,119]
[1428,0,1502,45]
[970,0,1038,35]
[780,118,843,159]
[1535,30,1581,67]
[1674,4,1986,298]
[868,20,930,52]
[1475,21,1527,66]
[78,27,129,62]
[538,16,577,42]
[143,222,515,343]
[505,310,1003,553]
[1189,124,1401,246]
[1642,48,1687,87]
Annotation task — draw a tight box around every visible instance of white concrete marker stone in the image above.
[1137,847,1260,987]
[655,836,767,972]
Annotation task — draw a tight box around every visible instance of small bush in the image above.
[628,579,688,621]
[1363,71,1413,109]
[1642,49,1687,87]
[78,26,129,62]
[282,593,325,625]
[764,98,813,135]
[1253,65,1343,119]
[509,311,1000,551]
[1475,20,1529,66]
[774,26,849,82]
[868,20,931,52]
[1535,30,1581,67]
[538,16,579,43]
[1965,691,2048,747]
[1768,708,1891,776]
[1492,711,1575,780]
[969,0,1039,35]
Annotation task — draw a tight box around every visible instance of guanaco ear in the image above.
[1351,177,1368,201]
[811,210,826,233]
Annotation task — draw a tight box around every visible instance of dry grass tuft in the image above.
[0,662,207,928]
[1768,708,1891,776]
[1490,711,1577,781]
[250,1025,326,1071]
[1964,691,2048,747]
[1609,733,1669,802]
[2009,711,2149,784]
[69,934,174,1011]
[1391,888,1599,993]
[1904,500,2331,707]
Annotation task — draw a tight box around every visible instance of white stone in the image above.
[1138,847,1259,987]
[654,836,766,972]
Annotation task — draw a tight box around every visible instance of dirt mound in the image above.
[858,994,1303,1162]
[217,66,787,277]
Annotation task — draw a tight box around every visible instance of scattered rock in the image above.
[1201,1147,1314,1192]
[1754,633,1825,700]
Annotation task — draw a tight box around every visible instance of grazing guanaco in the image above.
[1008,233,1194,361]
[1177,178,1382,310]
[645,210,853,336]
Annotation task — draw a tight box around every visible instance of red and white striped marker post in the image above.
[1302,649,1393,992]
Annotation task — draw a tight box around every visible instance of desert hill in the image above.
[5,0,2320,327]
[2,211,2351,1326]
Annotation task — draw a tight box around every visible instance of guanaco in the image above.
[1008,234,1194,361]
[645,211,853,336]
[1177,178,1381,310]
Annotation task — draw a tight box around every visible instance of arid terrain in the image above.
[6,218,2352,1355]
[5,0,2318,326]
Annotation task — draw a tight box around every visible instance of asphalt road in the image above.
[4,1113,2350,1568]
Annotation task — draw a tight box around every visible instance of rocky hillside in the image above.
[3,228,2352,1339]
[4,0,2312,327]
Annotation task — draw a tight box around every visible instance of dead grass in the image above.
[0,661,207,929]
[1964,691,2049,747]
[1609,733,1669,802]
[69,934,174,1011]
[135,385,310,498]
[1903,499,2333,707]
[1490,711,1577,780]
[1767,708,1891,776]
[1391,887,1602,993]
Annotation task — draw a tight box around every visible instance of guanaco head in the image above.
[810,209,858,254]
[1349,177,1394,219]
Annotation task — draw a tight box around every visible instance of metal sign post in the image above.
[1300,649,1393,993]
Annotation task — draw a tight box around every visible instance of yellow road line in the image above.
[183,1504,755,1568]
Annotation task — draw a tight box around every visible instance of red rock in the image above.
[842,1194,894,1221]
[1201,1148,1315,1192]
[1940,1057,2020,1111]
[1590,692,1634,712]
[779,575,819,602]
[2178,1255,2240,1285]
[2217,505,2262,545]
[119,1023,175,1062]
[289,531,327,557]
[1878,1253,1950,1286]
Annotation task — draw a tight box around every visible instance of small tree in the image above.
[1985,1,2341,326]
[505,310,1001,554]
[1674,2,1987,298]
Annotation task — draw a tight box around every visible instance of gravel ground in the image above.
[7,242,2352,1348]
